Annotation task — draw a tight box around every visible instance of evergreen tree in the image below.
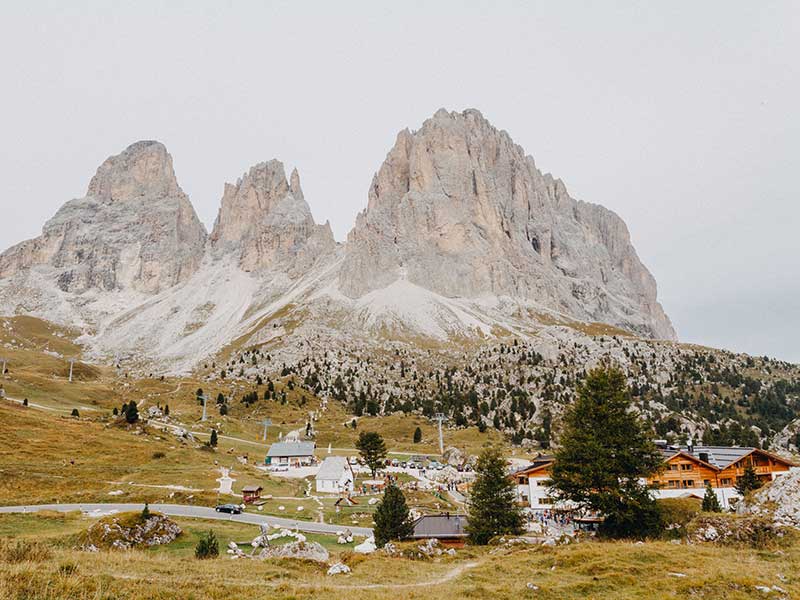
[702,483,722,512]
[413,427,422,444]
[735,464,763,496]
[373,483,414,547]
[164,404,169,416]
[466,446,523,545]
[70,408,79,417]
[549,366,664,538]
[141,502,151,521]
[125,402,139,424]
[209,429,218,447]
[112,406,118,416]
[22,398,28,407]
[194,530,219,559]
[355,431,387,476]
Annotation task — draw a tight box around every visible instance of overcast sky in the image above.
[0,2,797,362]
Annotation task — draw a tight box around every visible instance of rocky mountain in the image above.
[340,109,674,340]
[1,108,675,370]
[1,108,798,451]
[0,141,207,295]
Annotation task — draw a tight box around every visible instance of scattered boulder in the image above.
[327,562,351,575]
[257,541,329,562]
[688,515,786,548]
[79,512,181,551]
[741,470,800,529]
[442,446,464,466]
[354,536,377,554]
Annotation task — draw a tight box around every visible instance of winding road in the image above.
[0,503,373,537]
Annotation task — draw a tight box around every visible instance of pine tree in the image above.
[141,502,151,521]
[702,483,722,512]
[466,446,523,545]
[413,427,422,444]
[373,483,414,547]
[22,398,28,407]
[112,406,118,416]
[735,464,763,496]
[548,365,664,538]
[209,429,218,447]
[125,402,139,424]
[355,431,387,476]
[70,408,79,417]
[164,404,169,416]
[195,530,219,559]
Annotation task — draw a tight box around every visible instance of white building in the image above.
[265,441,316,467]
[315,456,355,494]
[512,456,560,511]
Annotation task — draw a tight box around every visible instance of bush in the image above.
[657,497,701,539]
[152,451,166,459]
[195,530,219,559]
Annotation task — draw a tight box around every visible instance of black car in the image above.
[215,503,242,514]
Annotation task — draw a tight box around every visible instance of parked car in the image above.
[400,461,407,468]
[456,464,464,472]
[391,459,399,467]
[348,456,359,465]
[464,464,473,472]
[215,504,242,514]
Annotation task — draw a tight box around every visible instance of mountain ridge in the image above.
[0,108,674,371]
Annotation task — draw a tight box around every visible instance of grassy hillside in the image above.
[1,510,798,599]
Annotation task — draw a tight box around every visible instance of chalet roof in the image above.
[266,441,316,458]
[315,456,351,481]
[241,485,263,493]
[661,445,797,470]
[410,514,468,539]
[512,455,555,477]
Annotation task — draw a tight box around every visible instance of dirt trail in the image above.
[113,559,482,590]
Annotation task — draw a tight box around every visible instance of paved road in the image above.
[0,503,373,537]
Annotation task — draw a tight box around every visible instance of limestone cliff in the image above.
[0,141,207,294]
[339,109,675,340]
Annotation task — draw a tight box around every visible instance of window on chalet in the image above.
[682,480,694,488]
[518,477,528,485]
[721,478,732,486]
[680,464,693,471]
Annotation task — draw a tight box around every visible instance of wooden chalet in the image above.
[651,444,796,491]
[512,445,796,510]
[241,485,263,504]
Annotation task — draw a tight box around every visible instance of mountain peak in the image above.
[210,160,334,272]
[87,140,181,203]
[340,108,675,340]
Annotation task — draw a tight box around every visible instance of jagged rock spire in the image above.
[211,160,334,272]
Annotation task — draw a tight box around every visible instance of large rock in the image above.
[742,470,800,528]
[0,141,207,296]
[257,540,329,562]
[79,512,182,550]
[339,109,674,340]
